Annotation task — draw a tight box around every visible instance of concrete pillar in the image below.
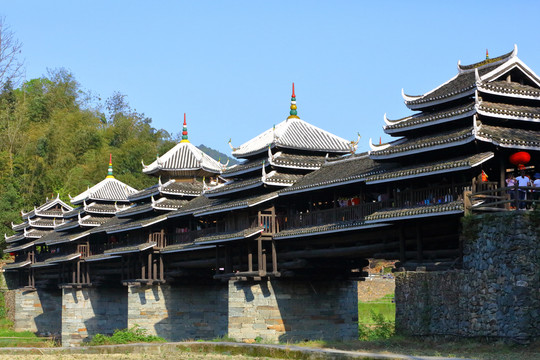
[14,288,62,336]
[61,287,127,347]
[228,279,358,342]
[127,283,228,341]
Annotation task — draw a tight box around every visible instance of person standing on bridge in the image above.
[515,170,531,210]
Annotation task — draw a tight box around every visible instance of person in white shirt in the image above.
[533,173,540,208]
[515,170,531,209]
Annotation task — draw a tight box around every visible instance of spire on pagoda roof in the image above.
[287,82,299,120]
[180,113,189,143]
[106,154,114,179]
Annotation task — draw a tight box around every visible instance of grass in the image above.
[358,293,395,325]
[88,325,166,346]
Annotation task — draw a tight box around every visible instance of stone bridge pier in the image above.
[395,212,540,343]
[228,279,358,342]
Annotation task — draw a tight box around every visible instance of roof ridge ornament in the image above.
[261,160,267,180]
[228,138,239,151]
[180,113,190,143]
[349,133,361,154]
[474,68,481,84]
[486,49,489,60]
[287,82,300,120]
[106,154,115,179]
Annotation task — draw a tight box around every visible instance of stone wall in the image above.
[62,287,127,347]
[127,283,228,341]
[14,288,62,336]
[396,212,540,343]
[229,279,358,342]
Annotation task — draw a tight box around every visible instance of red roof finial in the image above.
[109,153,112,165]
[183,112,186,126]
[379,137,382,145]
[181,113,189,143]
[292,82,295,98]
[486,49,489,60]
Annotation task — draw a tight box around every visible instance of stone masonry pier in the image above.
[228,279,359,342]
[127,283,228,341]
[395,212,540,343]
[14,288,61,337]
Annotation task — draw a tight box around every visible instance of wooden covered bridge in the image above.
[4,46,540,346]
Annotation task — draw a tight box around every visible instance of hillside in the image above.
[197,144,239,165]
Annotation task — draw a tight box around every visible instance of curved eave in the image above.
[3,261,31,270]
[481,57,540,88]
[142,166,221,177]
[84,255,122,262]
[4,241,35,253]
[194,228,264,245]
[116,206,154,218]
[405,88,475,111]
[475,132,540,151]
[159,189,201,197]
[369,135,475,160]
[105,216,167,235]
[384,108,476,135]
[366,154,494,185]
[104,242,156,256]
[274,223,390,240]
[477,107,540,123]
[222,164,267,177]
[478,85,540,101]
[279,177,368,197]
[366,209,463,223]
[160,244,215,254]
[204,181,263,198]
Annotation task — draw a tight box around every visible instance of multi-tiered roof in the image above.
[3,195,72,271]
[371,45,540,164]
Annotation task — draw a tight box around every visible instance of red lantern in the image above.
[509,151,531,166]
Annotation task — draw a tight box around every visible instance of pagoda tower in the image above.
[3,195,72,288]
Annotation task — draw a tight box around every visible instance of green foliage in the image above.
[198,144,239,165]
[88,325,165,345]
[461,214,481,242]
[358,310,395,341]
[0,70,178,252]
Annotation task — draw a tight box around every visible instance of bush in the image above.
[88,325,165,345]
[358,310,395,341]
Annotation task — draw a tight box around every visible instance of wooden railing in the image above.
[393,182,469,207]
[285,201,386,230]
[468,185,539,212]
[167,227,218,246]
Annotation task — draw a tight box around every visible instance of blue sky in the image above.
[2,1,540,155]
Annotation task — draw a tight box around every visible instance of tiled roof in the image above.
[3,260,31,270]
[222,159,266,177]
[104,242,156,255]
[62,207,83,218]
[263,171,303,186]
[44,229,92,245]
[167,196,220,219]
[270,152,332,170]
[32,253,81,267]
[478,101,540,121]
[11,221,28,231]
[232,118,353,158]
[476,124,540,149]
[24,229,49,239]
[34,209,65,218]
[204,177,263,197]
[84,202,118,214]
[27,218,57,229]
[194,227,264,244]
[70,177,138,205]
[4,233,25,243]
[194,191,279,217]
[160,180,203,196]
[366,152,495,184]
[479,81,540,99]
[142,142,223,176]
[102,214,168,234]
[370,127,474,159]
[274,221,389,240]
[128,184,160,201]
[117,203,154,218]
[153,198,188,210]
[84,254,121,262]
[458,49,515,71]
[404,62,503,108]
[364,201,464,223]
[21,196,73,219]
[280,154,383,195]
[160,242,206,254]
[384,102,475,134]
[4,241,35,253]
